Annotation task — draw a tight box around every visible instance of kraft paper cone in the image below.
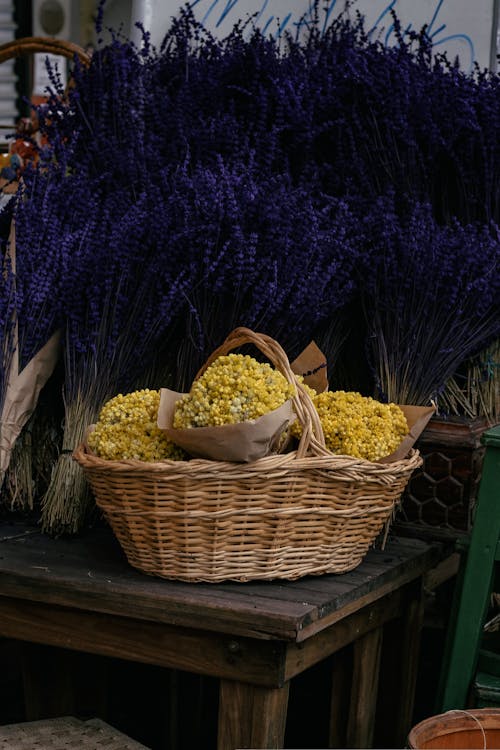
[290,341,328,393]
[158,388,295,462]
[0,330,61,479]
[378,404,436,463]
[157,338,327,462]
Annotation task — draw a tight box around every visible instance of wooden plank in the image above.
[0,596,288,687]
[295,556,437,642]
[215,577,356,609]
[394,589,425,745]
[0,572,309,641]
[0,522,441,642]
[346,627,383,749]
[217,679,289,750]
[240,554,420,622]
[283,587,403,681]
[195,539,443,633]
[328,646,352,748]
[0,526,39,542]
[0,534,315,641]
[375,579,425,748]
[423,552,460,591]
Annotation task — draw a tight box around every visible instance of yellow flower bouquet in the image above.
[157,342,327,463]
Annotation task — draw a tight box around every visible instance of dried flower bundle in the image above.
[440,339,500,422]
[360,196,500,405]
[159,159,362,386]
[38,166,193,533]
[2,0,500,531]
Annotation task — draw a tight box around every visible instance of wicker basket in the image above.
[0,36,90,65]
[74,328,422,582]
[0,36,90,191]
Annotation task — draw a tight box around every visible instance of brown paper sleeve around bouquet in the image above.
[290,341,328,393]
[158,389,296,463]
[378,405,436,464]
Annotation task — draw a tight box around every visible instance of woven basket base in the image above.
[0,717,149,749]
[78,448,421,582]
[119,537,378,582]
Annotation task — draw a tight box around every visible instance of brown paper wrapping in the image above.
[158,389,295,462]
[290,341,328,393]
[157,340,327,463]
[378,404,436,463]
[0,331,61,478]
[158,396,433,464]
[157,335,431,464]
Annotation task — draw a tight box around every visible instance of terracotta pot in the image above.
[408,708,500,749]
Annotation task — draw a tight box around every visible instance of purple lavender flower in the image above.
[360,195,500,404]
[22,0,500,409]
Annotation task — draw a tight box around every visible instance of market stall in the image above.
[0,2,499,747]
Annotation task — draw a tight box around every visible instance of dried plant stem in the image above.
[439,377,477,419]
[3,426,33,510]
[440,339,500,422]
[41,394,95,535]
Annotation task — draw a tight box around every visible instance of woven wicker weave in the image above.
[0,717,148,749]
[74,328,422,582]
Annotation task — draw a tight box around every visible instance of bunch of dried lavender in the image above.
[36,168,192,533]
[360,195,500,405]
[9,0,500,536]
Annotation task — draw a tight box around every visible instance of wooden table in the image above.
[0,520,444,749]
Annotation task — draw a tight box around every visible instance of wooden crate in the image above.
[395,417,490,540]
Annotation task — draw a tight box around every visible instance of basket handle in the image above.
[0,36,91,66]
[195,327,329,459]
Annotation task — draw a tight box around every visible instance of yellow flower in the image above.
[292,390,408,461]
[89,389,185,461]
[173,353,295,428]
[295,375,317,399]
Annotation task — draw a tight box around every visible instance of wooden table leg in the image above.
[217,679,290,750]
[346,626,383,749]
[328,645,352,748]
[375,580,425,748]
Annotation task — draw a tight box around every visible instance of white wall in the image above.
[130,0,500,72]
[0,0,16,138]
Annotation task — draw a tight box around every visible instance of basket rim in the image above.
[0,36,91,65]
[74,440,422,478]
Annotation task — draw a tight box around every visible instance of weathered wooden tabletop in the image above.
[0,519,442,642]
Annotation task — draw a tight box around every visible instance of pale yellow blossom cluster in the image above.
[173,353,296,428]
[295,375,317,399]
[89,389,185,461]
[292,390,408,461]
